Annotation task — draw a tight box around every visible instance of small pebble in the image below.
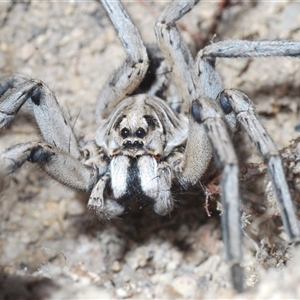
[111,260,121,273]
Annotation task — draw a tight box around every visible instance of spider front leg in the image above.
[196,38,300,243]
[0,80,99,190]
[1,141,98,191]
[0,79,80,157]
[218,89,300,242]
[170,97,244,292]
[155,0,217,179]
[155,0,198,114]
[97,0,149,119]
[154,0,246,291]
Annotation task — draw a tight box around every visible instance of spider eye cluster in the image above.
[120,127,147,139]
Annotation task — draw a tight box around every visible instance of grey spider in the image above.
[1,0,300,293]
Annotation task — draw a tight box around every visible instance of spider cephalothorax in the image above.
[93,93,188,216]
[96,94,188,158]
[1,0,300,293]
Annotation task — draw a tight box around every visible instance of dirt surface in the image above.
[1,1,300,299]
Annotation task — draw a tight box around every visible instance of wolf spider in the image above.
[1,0,300,292]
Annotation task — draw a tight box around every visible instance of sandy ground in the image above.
[1,1,300,299]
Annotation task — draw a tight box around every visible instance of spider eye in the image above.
[136,127,146,138]
[121,128,130,138]
[219,94,233,115]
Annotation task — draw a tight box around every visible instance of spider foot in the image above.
[88,173,124,220]
[153,162,174,216]
[87,197,124,221]
[231,263,244,293]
